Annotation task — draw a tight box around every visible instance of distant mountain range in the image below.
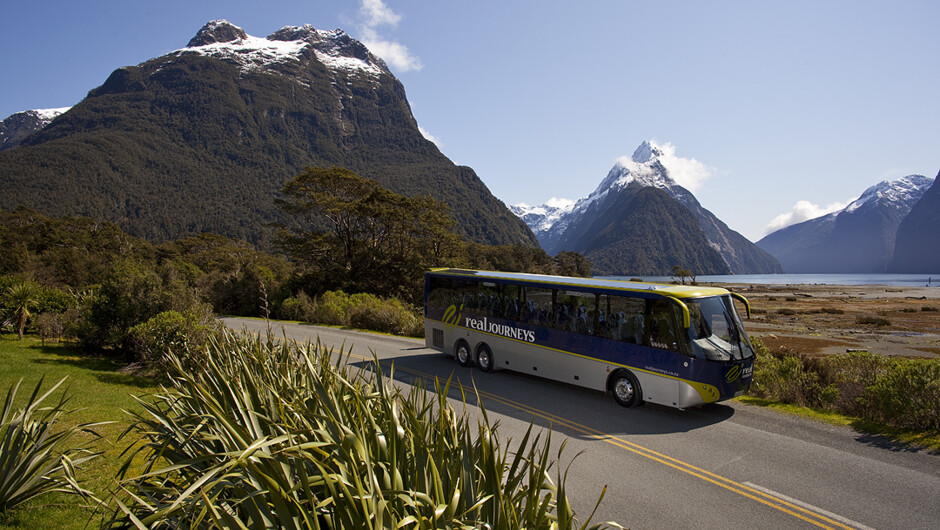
[511,141,783,276]
[0,108,70,150]
[0,20,535,247]
[756,174,936,273]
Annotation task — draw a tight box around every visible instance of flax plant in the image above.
[107,330,614,528]
[0,376,103,512]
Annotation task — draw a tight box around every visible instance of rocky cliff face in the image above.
[889,172,940,273]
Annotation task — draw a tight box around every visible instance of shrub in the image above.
[107,332,611,528]
[277,291,316,322]
[0,377,102,513]
[126,306,220,374]
[751,350,835,407]
[922,306,938,312]
[856,315,890,326]
[314,290,354,326]
[820,307,844,315]
[859,360,940,431]
[777,308,797,316]
[348,294,423,336]
[750,338,940,432]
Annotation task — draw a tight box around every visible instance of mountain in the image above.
[511,141,782,275]
[888,171,940,273]
[757,174,934,273]
[0,20,536,247]
[0,108,70,150]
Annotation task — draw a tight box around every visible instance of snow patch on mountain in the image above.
[33,107,71,122]
[845,174,934,213]
[173,20,385,79]
[510,198,575,234]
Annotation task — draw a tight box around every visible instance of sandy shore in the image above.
[703,282,940,358]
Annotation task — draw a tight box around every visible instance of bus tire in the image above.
[477,345,494,372]
[610,370,643,408]
[455,340,472,367]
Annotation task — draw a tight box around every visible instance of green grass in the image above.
[0,335,160,529]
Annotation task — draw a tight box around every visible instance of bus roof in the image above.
[427,269,731,299]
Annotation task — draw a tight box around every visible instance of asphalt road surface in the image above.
[222,318,940,529]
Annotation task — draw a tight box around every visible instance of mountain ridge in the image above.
[757,174,934,273]
[512,141,782,275]
[0,20,536,248]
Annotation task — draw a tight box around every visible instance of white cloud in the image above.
[360,0,402,27]
[357,0,423,72]
[653,141,714,192]
[763,199,850,235]
[418,125,439,146]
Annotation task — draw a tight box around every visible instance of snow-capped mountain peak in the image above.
[173,20,387,80]
[631,140,664,163]
[513,140,688,248]
[0,107,72,150]
[591,140,677,203]
[845,174,934,213]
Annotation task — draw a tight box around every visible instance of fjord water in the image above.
[602,274,940,287]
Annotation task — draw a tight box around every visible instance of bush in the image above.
[277,291,316,322]
[777,308,797,316]
[348,293,423,336]
[108,332,610,528]
[0,377,101,512]
[820,307,844,315]
[856,315,890,326]
[126,306,220,374]
[314,290,354,326]
[750,338,940,432]
[859,360,940,431]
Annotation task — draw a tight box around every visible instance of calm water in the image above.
[599,273,940,287]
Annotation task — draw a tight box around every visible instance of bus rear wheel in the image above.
[477,345,494,372]
[455,341,471,367]
[610,371,643,408]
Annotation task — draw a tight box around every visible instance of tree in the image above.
[276,167,462,302]
[671,265,696,285]
[5,281,39,339]
[553,251,593,277]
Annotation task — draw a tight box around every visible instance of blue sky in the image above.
[2,0,937,241]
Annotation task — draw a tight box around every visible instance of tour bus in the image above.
[424,269,755,409]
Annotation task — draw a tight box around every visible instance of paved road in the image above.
[222,318,940,529]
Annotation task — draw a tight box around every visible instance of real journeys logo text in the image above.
[464,316,536,343]
[442,304,463,330]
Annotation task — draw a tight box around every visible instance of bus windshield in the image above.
[686,295,754,361]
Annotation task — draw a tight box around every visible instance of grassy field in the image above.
[0,335,160,529]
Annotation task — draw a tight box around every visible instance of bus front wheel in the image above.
[610,371,643,408]
[477,345,494,372]
[455,341,471,367]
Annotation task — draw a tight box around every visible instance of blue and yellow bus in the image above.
[424,269,754,409]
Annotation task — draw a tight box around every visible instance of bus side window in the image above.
[647,299,680,352]
[607,295,645,343]
[428,277,456,318]
[524,286,553,325]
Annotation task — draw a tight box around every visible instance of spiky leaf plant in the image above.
[0,376,103,512]
[107,330,617,528]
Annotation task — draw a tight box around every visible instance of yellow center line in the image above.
[362,353,855,530]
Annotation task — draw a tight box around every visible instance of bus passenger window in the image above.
[647,299,679,351]
[607,295,645,343]
[524,287,553,325]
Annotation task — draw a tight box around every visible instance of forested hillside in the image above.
[0,21,535,248]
